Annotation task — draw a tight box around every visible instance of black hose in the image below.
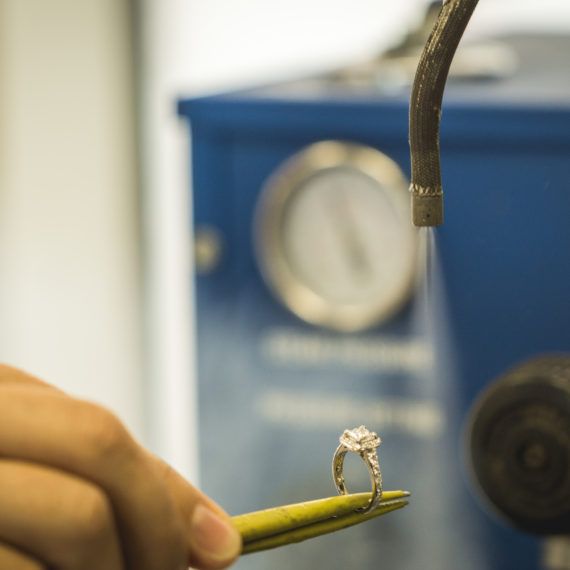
[409,0,480,227]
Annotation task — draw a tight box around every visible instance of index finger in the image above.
[0,385,186,570]
[0,543,45,570]
[149,454,241,569]
[0,364,63,392]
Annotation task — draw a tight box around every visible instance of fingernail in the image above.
[190,504,241,563]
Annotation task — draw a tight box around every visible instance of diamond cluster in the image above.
[339,425,381,453]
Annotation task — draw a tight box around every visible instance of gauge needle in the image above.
[329,190,372,281]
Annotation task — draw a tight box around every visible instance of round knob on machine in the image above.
[468,356,570,536]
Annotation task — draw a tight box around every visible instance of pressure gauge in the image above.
[255,141,418,332]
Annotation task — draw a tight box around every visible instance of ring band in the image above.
[332,426,383,513]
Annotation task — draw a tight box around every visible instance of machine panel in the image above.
[179,34,570,570]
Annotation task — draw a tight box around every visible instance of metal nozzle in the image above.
[411,191,444,227]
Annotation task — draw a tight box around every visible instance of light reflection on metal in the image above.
[194,225,223,274]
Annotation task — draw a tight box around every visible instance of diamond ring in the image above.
[332,425,383,513]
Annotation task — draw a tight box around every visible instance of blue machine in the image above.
[179,34,570,570]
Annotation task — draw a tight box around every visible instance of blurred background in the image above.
[0,0,570,570]
[1,0,569,540]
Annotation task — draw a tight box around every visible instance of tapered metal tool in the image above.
[233,490,410,555]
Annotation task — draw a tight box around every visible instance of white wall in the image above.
[138,0,199,480]
[0,0,145,439]
[180,0,423,93]
[165,0,570,94]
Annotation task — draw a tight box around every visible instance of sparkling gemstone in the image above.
[339,425,381,452]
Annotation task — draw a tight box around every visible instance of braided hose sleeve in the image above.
[409,0,480,226]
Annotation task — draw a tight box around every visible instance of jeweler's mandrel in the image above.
[409,0,479,227]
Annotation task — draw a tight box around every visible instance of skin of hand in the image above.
[0,365,242,570]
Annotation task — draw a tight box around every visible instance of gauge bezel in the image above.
[254,140,418,332]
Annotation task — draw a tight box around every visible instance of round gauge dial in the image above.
[255,141,418,332]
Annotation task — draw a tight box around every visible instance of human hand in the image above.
[0,365,241,570]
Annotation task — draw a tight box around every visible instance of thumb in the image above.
[151,455,242,570]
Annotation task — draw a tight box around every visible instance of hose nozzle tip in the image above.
[411,190,444,227]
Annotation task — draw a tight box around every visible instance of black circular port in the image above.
[468,356,570,536]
